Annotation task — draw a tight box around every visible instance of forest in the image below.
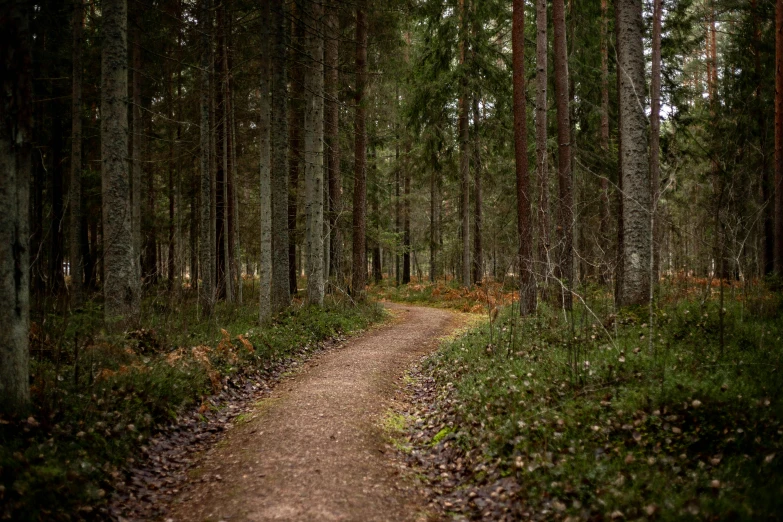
[1,0,783,519]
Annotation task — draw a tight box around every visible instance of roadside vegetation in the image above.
[392,277,783,519]
[0,285,384,521]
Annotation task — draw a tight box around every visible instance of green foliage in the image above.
[421,290,783,518]
[1,293,384,520]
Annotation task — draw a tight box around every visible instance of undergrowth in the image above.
[1,286,384,521]
[420,280,783,519]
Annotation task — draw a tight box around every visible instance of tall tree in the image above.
[0,0,33,414]
[70,0,84,308]
[271,0,291,311]
[352,0,368,298]
[616,0,651,305]
[776,0,783,274]
[650,0,662,279]
[536,0,549,291]
[553,0,573,309]
[199,0,214,316]
[514,0,535,315]
[259,0,272,322]
[459,0,471,288]
[101,0,140,326]
[131,17,142,289]
[305,0,325,305]
[325,0,342,284]
[472,97,483,285]
[599,0,611,283]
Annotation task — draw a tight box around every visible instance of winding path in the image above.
[167,303,461,522]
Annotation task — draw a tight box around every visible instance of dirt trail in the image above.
[167,303,461,522]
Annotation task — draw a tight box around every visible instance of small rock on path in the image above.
[166,303,461,522]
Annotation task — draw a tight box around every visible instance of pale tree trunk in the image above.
[199,0,214,316]
[650,0,662,280]
[70,0,84,308]
[271,0,291,310]
[132,21,142,289]
[535,0,549,293]
[553,0,573,309]
[459,0,470,288]
[102,0,140,327]
[617,0,651,305]
[259,0,272,323]
[599,0,611,284]
[351,0,368,299]
[472,97,483,285]
[775,0,783,274]
[0,0,32,414]
[514,0,535,315]
[325,0,342,284]
[305,0,325,305]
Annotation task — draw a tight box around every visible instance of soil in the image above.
[163,303,462,522]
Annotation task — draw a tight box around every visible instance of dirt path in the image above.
[166,303,461,522]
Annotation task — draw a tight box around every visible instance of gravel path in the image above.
[166,303,461,522]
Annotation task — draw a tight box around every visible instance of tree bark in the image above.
[199,0,214,316]
[650,0,662,280]
[617,0,651,305]
[535,0,549,294]
[459,0,470,288]
[776,0,783,274]
[305,0,325,305]
[472,97,483,285]
[403,140,411,284]
[429,146,441,282]
[259,0,272,322]
[0,0,32,414]
[70,0,84,308]
[102,0,140,327]
[599,0,611,284]
[271,0,291,311]
[351,1,368,298]
[553,0,573,309]
[325,0,342,285]
[514,0,536,315]
[132,17,142,291]
[289,0,305,296]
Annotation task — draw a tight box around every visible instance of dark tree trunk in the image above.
[472,97,483,286]
[325,0,342,284]
[69,0,84,304]
[775,0,783,274]
[352,0,368,298]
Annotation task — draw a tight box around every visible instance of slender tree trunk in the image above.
[599,0,611,285]
[617,0,651,305]
[325,0,342,284]
[553,0,573,309]
[536,0,549,295]
[271,0,291,310]
[305,0,325,305]
[259,0,272,322]
[430,146,441,282]
[459,0,470,288]
[614,0,625,304]
[650,0,662,281]
[166,36,176,288]
[132,19,142,289]
[102,0,139,327]
[49,116,65,293]
[371,148,382,284]
[514,0,536,315]
[70,0,84,308]
[403,141,411,284]
[199,0,214,316]
[775,0,783,274]
[289,1,305,296]
[352,1,368,298]
[0,0,32,414]
[472,97,483,285]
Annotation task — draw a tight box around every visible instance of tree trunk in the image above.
[351,1,368,298]
[650,0,662,281]
[0,0,32,414]
[70,0,84,308]
[553,0,573,309]
[305,0,325,305]
[599,0,611,285]
[430,147,440,282]
[271,0,291,311]
[514,0,535,315]
[459,0,470,288]
[325,0,342,284]
[472,97,483,285]
[259,0,272,322]
[775,0,783,274]
[617,0,651,305]
[199,0,214,316]
[102,0,139,327]
[132,18,142,287]
[166,34,176,289]
[49,114,65,293]
[289,0,305,296]
[535,0,549,294]
[403,140,411,284]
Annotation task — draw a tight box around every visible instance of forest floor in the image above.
[162,303,466,522]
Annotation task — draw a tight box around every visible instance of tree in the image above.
[514,0,535,315]
[616,0,651,305]
[459,0,471,288]
[352,0,368,298]
[199,0,214,316]
[536,0,549,291]
[0,0,33,414]
[325,0,342,284]
[259,0,272,323]
[271,0,291,311]
[650,0,663,279]
[776,0,783,274]
[553,0,573,309]
[70,0,84,308]
[599,0,611,284]
[305,0,325,305]
[102,0,140,327]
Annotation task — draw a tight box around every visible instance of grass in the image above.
[1,284,385,521]
[413,278,783,519]
[369,276,518,313]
